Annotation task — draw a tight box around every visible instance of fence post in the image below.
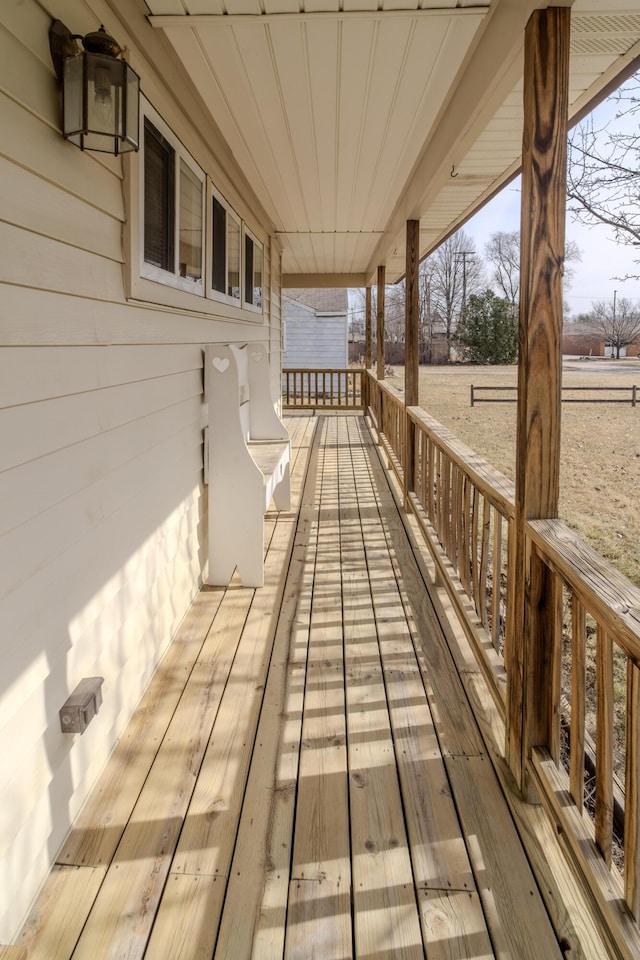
[633,385,637,408]
[470,384,475,407]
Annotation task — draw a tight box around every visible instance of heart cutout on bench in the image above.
[212,356,230,373]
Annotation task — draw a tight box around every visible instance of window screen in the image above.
[144,118,175,271]
[212,196,226,294]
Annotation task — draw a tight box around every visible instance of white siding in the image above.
[0,0,277,941]
[282,303,348,370]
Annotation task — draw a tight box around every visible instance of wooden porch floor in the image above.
[18,415,566,960]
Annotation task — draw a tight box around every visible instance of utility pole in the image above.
[455,250,475,326]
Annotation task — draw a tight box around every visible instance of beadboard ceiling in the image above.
[148,0,640,284]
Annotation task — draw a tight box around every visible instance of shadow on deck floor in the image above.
[18,415,577,959]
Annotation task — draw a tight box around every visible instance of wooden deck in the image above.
[18,415,567,960]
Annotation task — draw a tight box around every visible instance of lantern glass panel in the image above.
[85,53,120,138]
[62,54,84,144]
[124,63,140,151]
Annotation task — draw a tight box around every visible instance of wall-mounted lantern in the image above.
[49,19,140,155]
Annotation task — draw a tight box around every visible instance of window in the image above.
[141,107,204,294]
[244,228,263,313]
[135,98,265,320]
[209,187,241,306]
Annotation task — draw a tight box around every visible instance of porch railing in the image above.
[408,406,513,709]
[367,376,405,485]
[526,518,640,945]
[365,369,640,956]
[282,368,364,410]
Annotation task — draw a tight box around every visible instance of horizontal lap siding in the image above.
[282,310,348,369]
[0,346,207,941]
[0,1,269,941]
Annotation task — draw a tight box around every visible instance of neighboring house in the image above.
[562,322,603,356]
[563,322,640,357]
[282,288,348,370]
[282,289,348,397]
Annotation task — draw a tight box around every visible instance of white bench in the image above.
[204,342,291,587]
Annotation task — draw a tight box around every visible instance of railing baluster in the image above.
[461,476,471,596]
[570,596,586,810]
[427,437,435,523]
[471,487,480,615]
[596,625,614,866]
[491,512,502,652]
[454,467,464,576]
[443,455,452,556]
[550,570,564,765]
[478,499,490,627]
[626,660,640,919]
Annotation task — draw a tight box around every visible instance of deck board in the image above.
[288,419,352,952]
[16,414,566,960]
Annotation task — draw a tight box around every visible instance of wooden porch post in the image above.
[376,265,386,380]
[364,285,372,410]
[365,286,373,370]
[405,220,420,501]
[507,6,570,797]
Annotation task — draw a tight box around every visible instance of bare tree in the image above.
[587,297,640,358]
[567,74,640,278]
[485,230,521,306]
[425,231,484,360]
[384,281,406,344]
[485,229,581,309]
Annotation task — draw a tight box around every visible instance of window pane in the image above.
[212,196,226,294]
[144,119,174,271]
[179,160,202,282]
[227,217,240,300]
[253,243,263,309]
[245,234,254,304]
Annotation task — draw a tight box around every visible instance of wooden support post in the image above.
[364,285,372,411]
[365,286,373,370]
[376,266,386,381]
[506,6,570,798]
[404,220,420,503]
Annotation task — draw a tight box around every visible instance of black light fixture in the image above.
[49,19,140,156]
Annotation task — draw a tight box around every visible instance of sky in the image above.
[464,85,640,318]
[466,178,640,318]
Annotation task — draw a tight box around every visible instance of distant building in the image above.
[563,321,640,357]
[282,288,349,370]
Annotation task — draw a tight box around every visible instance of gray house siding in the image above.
[281,295,348,398]
[282,302,348,370]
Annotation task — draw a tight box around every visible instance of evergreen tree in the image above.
[454,290,517,364]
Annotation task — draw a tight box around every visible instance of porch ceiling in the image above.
[149,0,640,285]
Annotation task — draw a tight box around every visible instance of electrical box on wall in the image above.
[59,677,104,734]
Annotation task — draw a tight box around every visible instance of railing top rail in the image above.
[283,367,360,374]
[528,517,640,666]
[367,372,405,402]
[407,406,516,520]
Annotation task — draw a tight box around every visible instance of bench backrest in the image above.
[205,342,289,448]
[229,343,252,442]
